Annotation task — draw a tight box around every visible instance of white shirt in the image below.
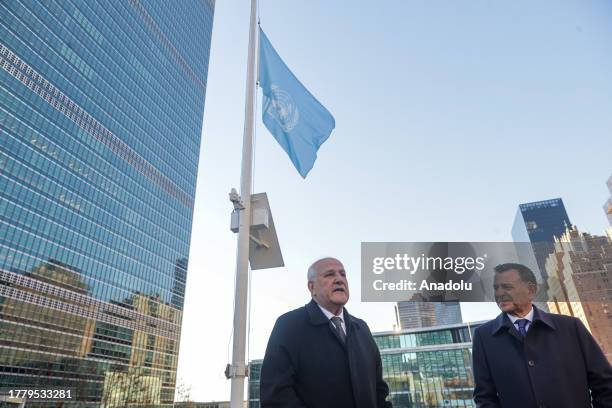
[507,307,534,333]
[317,304,346,335]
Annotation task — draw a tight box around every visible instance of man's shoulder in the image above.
[345,312,377,337]
[539,309,580,328]
[274,304,309,328]
[348,314,369,330]
[474,316,500,337]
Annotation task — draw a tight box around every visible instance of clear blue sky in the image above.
[177,0,612,401]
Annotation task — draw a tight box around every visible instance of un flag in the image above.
[258,28,335,178]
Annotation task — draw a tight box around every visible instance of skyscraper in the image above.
[0,1,214,406]
[604,173,612,235]
[434,302,463,325]
[545,225,612,362]
[396,300,462,330]
[512,198,571,287]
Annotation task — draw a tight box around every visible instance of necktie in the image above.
[331,316,346,343]
[515,319,529,337]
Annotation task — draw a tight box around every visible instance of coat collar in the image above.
[305,299,355,333]
[532,305,556,330]
[491,304,556,337]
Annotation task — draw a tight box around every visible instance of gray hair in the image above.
[307,264,317,282]
[494,263,537,285]
[307,257,341,282]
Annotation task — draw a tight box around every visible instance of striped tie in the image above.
[515,319,528,337]
[331,316,346,343]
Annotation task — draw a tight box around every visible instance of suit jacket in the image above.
[472,305,612,408]
[260,299,392,408]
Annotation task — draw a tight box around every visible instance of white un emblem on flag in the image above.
[266,84,299,132]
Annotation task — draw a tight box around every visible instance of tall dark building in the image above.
[0,1,214,406]
[512,198,571,285]
[396,301,462,330]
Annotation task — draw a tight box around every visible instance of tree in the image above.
[101,366,160,407]
[174,377,195,408]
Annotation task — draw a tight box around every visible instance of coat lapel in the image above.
[306,299,348,349]
[532,305,556,331]
[491,312,523,342]
[329,320,347,348]
[491,305,556,342]
[305,299,329,326]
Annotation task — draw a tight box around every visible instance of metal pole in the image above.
[230,0,258,407]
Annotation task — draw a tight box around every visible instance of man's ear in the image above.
[308,280,315,296]
[528,282,538,298]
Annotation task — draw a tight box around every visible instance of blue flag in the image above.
[258,28,335,178]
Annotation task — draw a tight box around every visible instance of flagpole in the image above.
[229,0,258,406]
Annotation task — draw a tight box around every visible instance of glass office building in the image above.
[248,359,263,408]
[0,1,214,406]
[396,301,462,330]
[248,322,481,408]
[376,323,478,407]
[434,302,462,326]
[512,198,571,292]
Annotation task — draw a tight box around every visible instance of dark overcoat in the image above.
[472,306,612,408]
[260,299,392,408]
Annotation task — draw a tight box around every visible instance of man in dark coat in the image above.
[260,257,392,408]
[472,263,612,408]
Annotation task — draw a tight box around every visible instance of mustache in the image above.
[496,296,513,302]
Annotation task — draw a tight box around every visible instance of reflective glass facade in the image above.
[512,198,571,286]
[376,323,478,408]
[396,301,462,330]
[248,322,481,408]
[248,360,262,408]
[0,1,214,406]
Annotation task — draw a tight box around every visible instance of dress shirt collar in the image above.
[317,303,344,322]
[506,306,534,324]
[318,304,346,335]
